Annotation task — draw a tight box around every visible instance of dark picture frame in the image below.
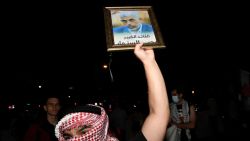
[104,6,165,52]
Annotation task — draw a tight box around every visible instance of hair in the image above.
[170,84,189,101]
[41,94,62,105]
[171,84,195,105]
[119,11,140,20]
[38,87,63,104]
[173,86,186,95]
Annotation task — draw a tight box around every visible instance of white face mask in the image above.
[172,96,179,103]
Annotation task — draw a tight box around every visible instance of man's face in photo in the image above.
[120,16,140,30]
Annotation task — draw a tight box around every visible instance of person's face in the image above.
[62,125,92,140]
[120,16,140,29]
[44,98,61,116]
[171,89,183,102]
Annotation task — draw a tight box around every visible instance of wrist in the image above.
[142,59,156,66]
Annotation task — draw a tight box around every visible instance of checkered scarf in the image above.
[170,100,190,124]
[170,100,192,140]
[55,105,118,141]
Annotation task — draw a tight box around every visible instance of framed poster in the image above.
[104,6,166,52]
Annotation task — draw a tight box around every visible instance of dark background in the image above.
[1,0,249,104]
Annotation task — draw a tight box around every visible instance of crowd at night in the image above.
[1,0,249,141]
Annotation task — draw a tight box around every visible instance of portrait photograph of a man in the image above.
[111,10,156,45]
[104,6,165,52]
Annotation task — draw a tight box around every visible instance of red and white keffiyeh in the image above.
[55,105,118,141]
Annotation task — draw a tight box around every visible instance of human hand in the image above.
[134,43,155,63]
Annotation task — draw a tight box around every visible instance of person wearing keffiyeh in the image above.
[166,87,196,141]
[55,105,118,141]
[55,43,170,141]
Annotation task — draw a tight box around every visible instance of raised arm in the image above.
[134,43,170,141]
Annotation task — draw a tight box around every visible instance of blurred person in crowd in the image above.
[166,86,196,141]
[109,100,128,141]
[23,95,61,141]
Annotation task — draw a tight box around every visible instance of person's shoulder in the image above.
[113,26,127,33]
[25,121,41,134]
[141,23,153,32]
[128,131,147,141]
[142,23,152,27]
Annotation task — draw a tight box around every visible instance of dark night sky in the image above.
[1,0,249,103]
